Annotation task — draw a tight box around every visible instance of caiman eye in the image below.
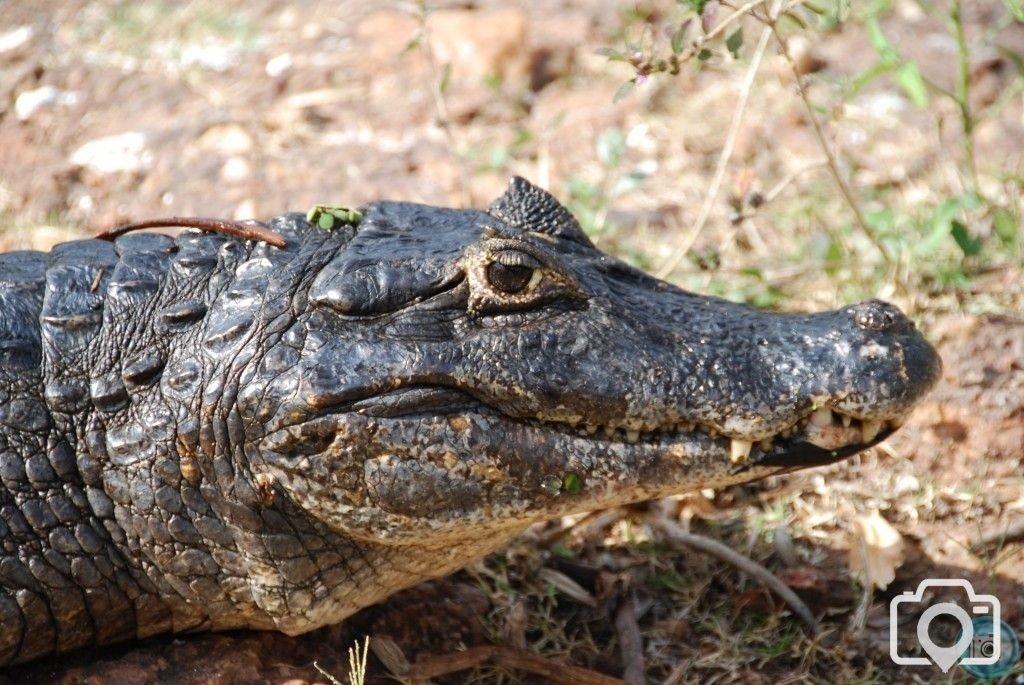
[486,251,542,294]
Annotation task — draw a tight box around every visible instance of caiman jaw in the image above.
[521,405,908,470]
[312,383,912,471]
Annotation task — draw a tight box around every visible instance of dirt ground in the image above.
[1,1,1022,683]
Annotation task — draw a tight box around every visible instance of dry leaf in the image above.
[848,509,905,590]
[368,634,410,678]
[538,567,597,607]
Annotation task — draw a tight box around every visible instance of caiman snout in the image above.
[826,299,942,417]
[850,299,913,333]
[740,297,941,466]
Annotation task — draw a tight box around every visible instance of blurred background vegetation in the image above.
[2,0,1020,320]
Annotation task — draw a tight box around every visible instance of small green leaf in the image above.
[1005,0,1024,21]
[562,472,583,495]
[487,145,510,169]
[697,48,713,62]
[401,36,421,54]
[725,28,744,58]
[950,220,982,256]
[918,195,977,256]
[895,63,929,108]
[671,22,689,55]
[541,475,563,496]
[993,208,1018,245]
[613,80,635,103]
[318,212,336,231]
[306,205,362,231]
[597,127,626,167]
[865,16,898,66]
[824,235,843,265]
[595,46,626,62]
[850,61,895,98]
[438,62,452,94]
[611,168,650,196]
[802,0,851,24]
[781,10,808,29]
[550,543,575,559]
[482,72,502,92]
[512,126,533,147]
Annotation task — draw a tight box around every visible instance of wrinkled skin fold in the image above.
[0,177,940,665]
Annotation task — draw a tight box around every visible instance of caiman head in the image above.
[248,177,940,565]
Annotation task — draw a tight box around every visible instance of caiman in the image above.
[0,177,940,665]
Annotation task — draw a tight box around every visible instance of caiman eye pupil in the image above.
[486,261,535,294]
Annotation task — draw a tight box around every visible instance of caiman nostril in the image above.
[851,299,911,333]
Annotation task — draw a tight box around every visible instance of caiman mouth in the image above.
[308,385,907,471]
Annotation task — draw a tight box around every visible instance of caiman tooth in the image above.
[584,423,599,435]
[840,414,852,428]
[625,430,640,443]
[758,438,773,452]
[810,408,832,427]
[861,420,882,443]
[603,425,616,438]
[730,439,752,464]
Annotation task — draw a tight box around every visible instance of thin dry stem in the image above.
[951,0,981,196]
[657,0,778,279]
[410,1,472,207]
[654,519,821,635]
[766,12,896,273]
[406,645,627,684]
[614,596,646,685]
[96,217,287,248]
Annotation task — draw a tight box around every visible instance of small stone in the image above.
[233,199,256,221]
[0,26,33,58]
[173,41,238,72]
[15,85,80,121]
[196,124,253,155]
[221,156,251,182]
[265,52,293,78]
[69,131,153,175]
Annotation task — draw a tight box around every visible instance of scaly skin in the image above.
[0,178,940,666]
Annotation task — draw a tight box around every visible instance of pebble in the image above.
[15,85,80,121]
[0,26,33,57]
[265,52,293,78]
[69,131,153,175]
[221,156,251,182]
